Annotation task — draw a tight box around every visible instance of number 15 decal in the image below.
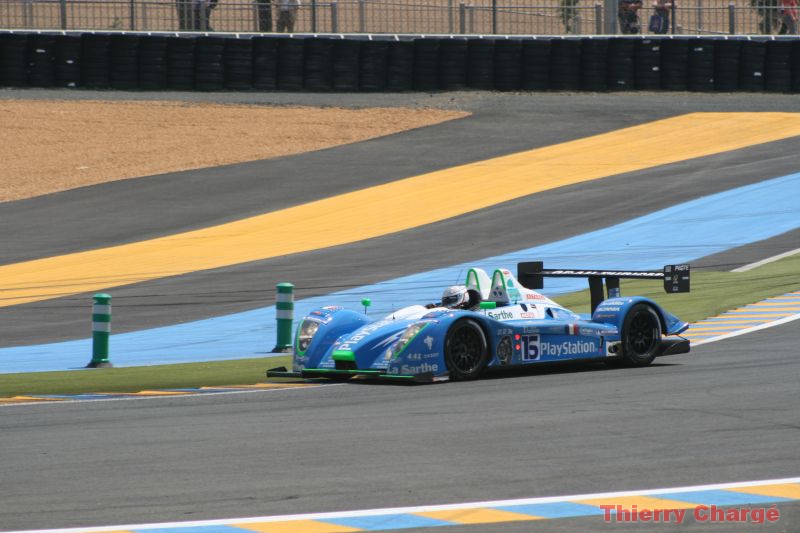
[521,334,540,361]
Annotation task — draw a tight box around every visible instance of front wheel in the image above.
[444,319,489,380]
[622,303,662,367]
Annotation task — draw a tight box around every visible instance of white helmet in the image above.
[441,285,469,309]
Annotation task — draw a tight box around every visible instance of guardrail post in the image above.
[459,2,466,33]
[129,0,136,30]
[311,0,317,32]
[331,1,338,32]
[358,0,365,32]
[60,0,68,29]
[273,283,295,353]
[468,4,474,33]
[491,0,497,34]
[87,294,113,368]
[448,0,454,33]
[595,3,602,34]
[728,2,735,34]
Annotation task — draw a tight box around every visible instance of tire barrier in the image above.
[580,37,608,92]
[688,40,714,92]
[439,38,468,90]
[139,35,168,90]
[359,39,388,91]
[27,34,56,87]
[110,34,140,90]
[493,39,521,91]
[167,36,195,90]
[1,32,798,93]
[55,35,82,88]
[634,38,661,90]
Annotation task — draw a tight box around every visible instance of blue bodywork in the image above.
[288,280,689,382]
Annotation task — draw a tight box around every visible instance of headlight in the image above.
[296,319,320,355]
[389,322,428,360]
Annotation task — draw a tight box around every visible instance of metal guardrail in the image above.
[0,0,796,35]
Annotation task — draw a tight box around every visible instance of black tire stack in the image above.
[660,37,689,91]
[521,39,550,91]
[0,34,29,87]
[549,38,581,90]
[792,40,800,93]
[27,34,56,88]
[579,38,608,92]
[467,39,494,90]
[438,38,468,90]
[764,40,792,93]
[413,38,440,91]
[224,38,253,90]
[687,39,714,91]
[494,39,522,91]
[387,40,414,91]
[54,34,82,88]
[277,38,304,91]
[194,37,225,91]
[607,38,635,91]
[167,36,195,90]
[739,40,767,92]
[138,35,168,90]
[252,36,278,90]
[303,38,333,91]
[110,34,140,90]
[714,39,740,91]
[359,40,388,91]
[332,39,360,91]
[81,34,112,89]
[634,38,661,90]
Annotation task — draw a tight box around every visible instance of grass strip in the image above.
[0,356,292,398]
[2,253,798,398]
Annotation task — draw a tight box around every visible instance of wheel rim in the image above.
[448,324,484,374]
[628,312,659,356]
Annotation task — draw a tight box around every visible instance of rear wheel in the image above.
[444,319,489,380]
[622,303,662,367]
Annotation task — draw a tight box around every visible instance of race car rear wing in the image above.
[517,262,690,313]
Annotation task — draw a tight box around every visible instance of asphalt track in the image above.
[1,322,798,531]
[1,92,799,532]
[3,92,800,346]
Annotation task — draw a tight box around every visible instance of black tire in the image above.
[621,304,661,367]
[444,319,488,380]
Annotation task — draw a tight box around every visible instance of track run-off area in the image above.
[1,92,799,532]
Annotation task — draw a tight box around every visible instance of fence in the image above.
[1,0,797,35]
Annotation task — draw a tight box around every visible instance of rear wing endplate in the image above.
[517,262,690,313]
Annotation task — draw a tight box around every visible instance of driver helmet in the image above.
[441,285,469,309]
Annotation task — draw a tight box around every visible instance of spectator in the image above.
[779,0,798,33]
[618,0,643,34]
[560,0,579,33]
[256,0,273,32]
[649,0,672,33]
[193,0,218,31]
[276,0,301,32]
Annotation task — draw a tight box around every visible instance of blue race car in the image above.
[267,262,691,383]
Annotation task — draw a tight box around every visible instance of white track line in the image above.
[731,248,800,272]
[6,476,799,533]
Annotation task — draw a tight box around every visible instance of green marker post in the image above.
[273,283,294,353]
[87,293,113,368]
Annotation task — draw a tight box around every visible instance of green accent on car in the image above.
[332,350,356,361]
[303,368,382,375]
[480,301,497,310]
